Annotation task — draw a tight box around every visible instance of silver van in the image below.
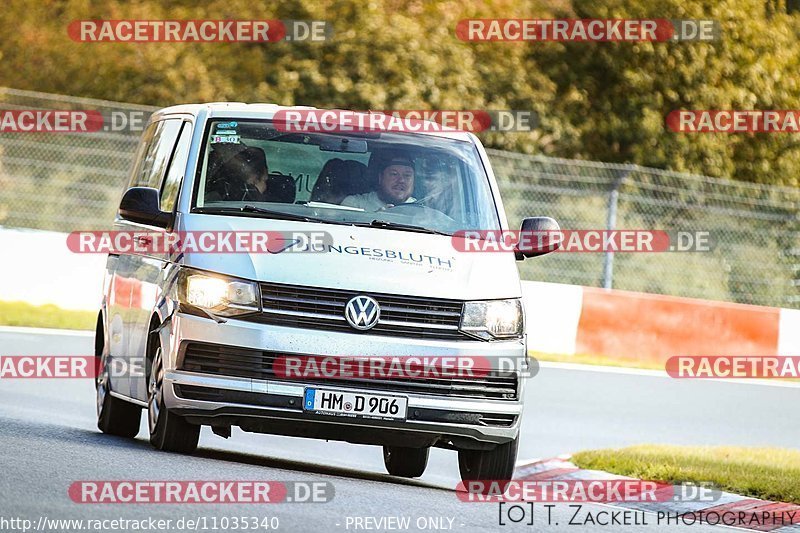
[94,103,558,484]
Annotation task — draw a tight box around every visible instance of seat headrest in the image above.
[265,173,296,203]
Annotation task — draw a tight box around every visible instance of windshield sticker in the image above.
[211,134,241,144]
[215,121,238,130]
[212,121,240,140]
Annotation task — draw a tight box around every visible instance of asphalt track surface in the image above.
[2,327,799,532]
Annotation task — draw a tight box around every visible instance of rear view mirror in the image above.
[319,137,368,153]
[118,187,172,228]
[515,216,561,259]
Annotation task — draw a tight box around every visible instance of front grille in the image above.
[240,282,466,340]
[407,408,518,427]
[174,384,299,409]
[180,343,519,401]
[476,413,517,427]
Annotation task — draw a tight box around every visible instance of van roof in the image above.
[153,102,475,141]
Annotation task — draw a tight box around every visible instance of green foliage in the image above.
[538,0,800,185]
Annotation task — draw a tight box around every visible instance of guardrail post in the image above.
[602,166,632,289]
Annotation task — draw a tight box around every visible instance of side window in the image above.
[130,119,182,189]
[125,122,158,190]
[160,121,192,212]
[138,119,183,189]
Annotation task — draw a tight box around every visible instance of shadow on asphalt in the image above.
[194,446,448,491]
[0,415,151,450]
[0,415,448,491]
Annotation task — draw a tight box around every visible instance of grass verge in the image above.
[0,300,95,331]
[572,444,800,505]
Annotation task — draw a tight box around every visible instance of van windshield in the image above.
[192,119,501,234]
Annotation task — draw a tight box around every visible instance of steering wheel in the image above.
[384,200,427,210]
[384,201,458,226]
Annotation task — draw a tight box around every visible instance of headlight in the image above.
[177,269,260,318]
[460,299,523,340]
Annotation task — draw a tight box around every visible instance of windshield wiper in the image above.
[241,204,327,222]
[358,220,451,236]
[194,205,328,223]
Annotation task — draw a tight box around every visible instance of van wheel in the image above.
[458,437,518,485]
[383,445,429,478]
[147,337,199,453]
[96,355,141,437]
[96,323,141,437]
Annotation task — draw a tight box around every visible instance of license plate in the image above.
[303,388,407,420]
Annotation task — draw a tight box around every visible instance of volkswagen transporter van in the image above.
[94,103,559,484]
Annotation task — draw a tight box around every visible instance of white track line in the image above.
[0,325,93,336]
[539,361,666,377]
[538,361,800,388]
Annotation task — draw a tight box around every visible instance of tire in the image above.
[147,330,200,453]
[458,437,519,486]
[96,319,141,438]
[383,445,430,478]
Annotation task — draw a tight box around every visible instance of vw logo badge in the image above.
[344,295,380,331]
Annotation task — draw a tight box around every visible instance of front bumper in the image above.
[163,313,527,448]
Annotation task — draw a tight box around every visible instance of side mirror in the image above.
[118,187,172,228]
[515,216,562,260]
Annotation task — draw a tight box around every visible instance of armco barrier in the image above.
[577,287,780,363]
[2,227,798,364]
[525,280,800,365]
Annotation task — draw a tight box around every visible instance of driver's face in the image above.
[378,164,414,204]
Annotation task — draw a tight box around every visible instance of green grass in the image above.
[0,300,95,331]
[573,445,800,505]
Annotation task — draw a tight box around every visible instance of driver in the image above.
[341,155,416,211]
